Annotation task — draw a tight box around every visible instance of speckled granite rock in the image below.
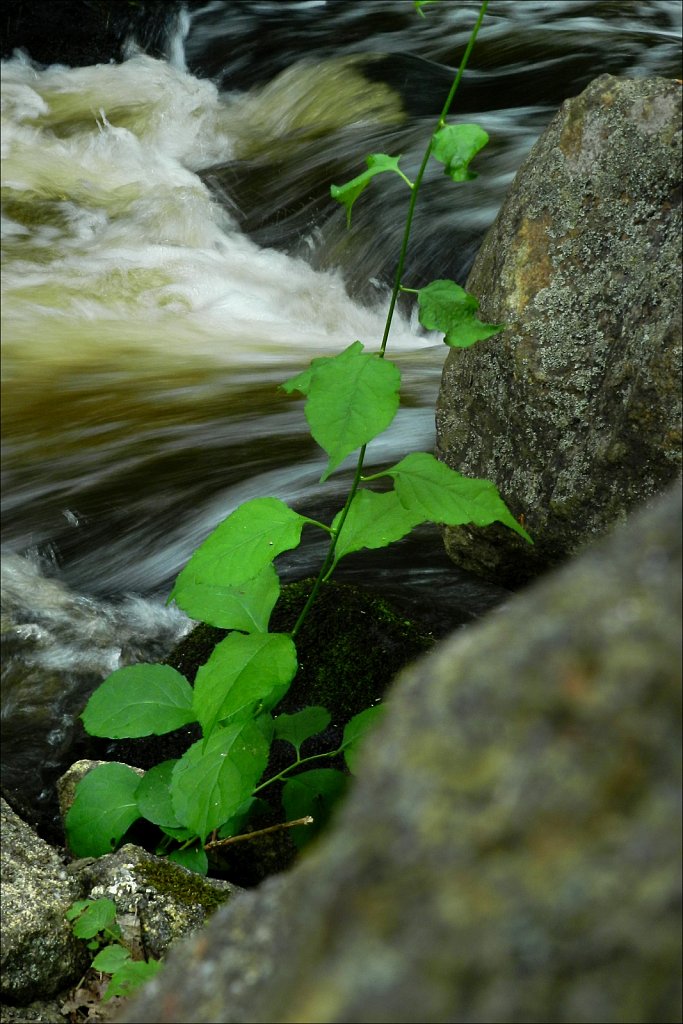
[436,74,682,585]
[69,844,241,961]
[0,998,67,1023]
[1,779,243,1016]
[119,481,682,1024]
[0,799,88,1004]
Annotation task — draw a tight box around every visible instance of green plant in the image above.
[66,0,531,872]
[65,897,162,1001]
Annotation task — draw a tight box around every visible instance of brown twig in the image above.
[204,816,314,850]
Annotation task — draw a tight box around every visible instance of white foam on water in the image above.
[0,48,443,643]
[1,53,436,377]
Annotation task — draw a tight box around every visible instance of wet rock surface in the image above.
[0,1,181,66]
[436,74,682,585]
[0,798,88,1004]
[120,482,682,1023]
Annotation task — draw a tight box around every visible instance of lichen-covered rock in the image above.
[57,763,242,955]
[120,480,682,1024]
[70,844,240,960]
[0,799,88,1004]
[0,791,242,1016]
[436,74,682,585]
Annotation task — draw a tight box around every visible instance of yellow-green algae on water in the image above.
[4,266,186,313]
[229,56,405,161]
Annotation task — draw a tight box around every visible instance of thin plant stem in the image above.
[379,0,489,357]
[204,816,313,850]
[253,740,351,794]
[290,1,488,641]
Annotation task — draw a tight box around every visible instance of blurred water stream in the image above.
[1,0,680,816]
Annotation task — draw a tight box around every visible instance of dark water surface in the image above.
[1,0,681,812]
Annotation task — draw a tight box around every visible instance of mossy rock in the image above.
[131,857,231,914]
[70,843,237,961]
[99,578,433,770]
[171,577,434,718]
[179,579,434,885]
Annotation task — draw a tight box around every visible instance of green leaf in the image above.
[65,900,91,923]
[330,489,424,571]
[65,763,142,857]
[217,796,272,839]
[416,279,504,348]
[67,898,118,940]
[254,711,276,747]
[91,945,131,974]
[170,498,308,602]
[330,153,408,227]
[282,362,313,396]
[341,705,387,773]
[282,769,349,848]
[193,632,298,735]
[171,721,270,841]
[135,761,181,828]
[282,342,401,481]
[170,562,280,633]
[431,123,489,182]
[81,664,196,739]
[157,824,197,842]
[167,845,208,875]
[102,959,163,1001]
[378,452,533,542]
[273,706,331,757]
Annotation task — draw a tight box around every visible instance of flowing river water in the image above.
[2,1,681,820]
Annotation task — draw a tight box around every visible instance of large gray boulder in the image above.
[120,480,682,1024]
[436,74,682,585]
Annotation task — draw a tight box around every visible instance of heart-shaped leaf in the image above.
[416,279,504,348]
[431,123,489,182]
[331,153,409,226]
[282,342,401,481]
